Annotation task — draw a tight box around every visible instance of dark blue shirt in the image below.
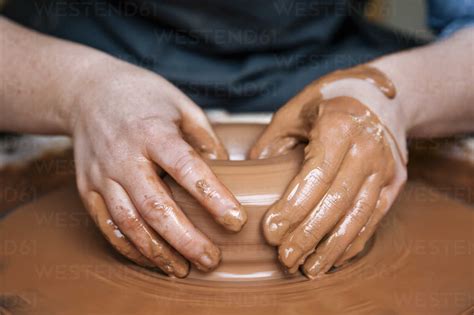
[3,0,473,111]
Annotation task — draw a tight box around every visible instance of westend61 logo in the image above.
[1,239,37,256]
[1,185,38,205]
[153,29,280,46]
[273,0,391,18]
[273,53,376,69]
[34,0,159,17]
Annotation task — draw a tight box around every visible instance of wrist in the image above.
[317,65,408,163]
[368,56,422,135]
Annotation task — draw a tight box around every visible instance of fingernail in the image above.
[220,206,247,232]
[172,263,190,278]
[198,254,213,268]
[264,217,290,245]
[161,263,176,277]
[163,261,190,279]
[278,244,302,269]
[303,257,324,278]
[194,246,221,272]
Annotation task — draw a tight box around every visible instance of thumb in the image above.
[249,101,311,159]
[179,103,229,160]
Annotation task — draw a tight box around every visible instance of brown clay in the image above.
[1,124,473,315]
[165,124,305,281]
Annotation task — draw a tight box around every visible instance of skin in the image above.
[1,14,473,280]
[250,27,474,278]
[0,17,248,277]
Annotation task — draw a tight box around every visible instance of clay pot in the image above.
[163,124,304,281]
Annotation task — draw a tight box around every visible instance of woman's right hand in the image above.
[69,59,247,278]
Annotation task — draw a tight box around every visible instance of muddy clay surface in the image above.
[1,124,473,315]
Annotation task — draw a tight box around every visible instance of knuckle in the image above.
[173,230,197,253]
[318,115,355,141]
[355,199,372,212]
[290,202,312,216]
[173,152,198,179]
[324,112,353,128]
[323,189,349,210]
[303,165,330,187]
[140,196,175,220]
[113,208,136,232]
[150,130,180,153]
[319,158,334,172]
[305,228,324,246]
[363,138,381,153]
[354,215,369,227]
[141,121,157,138]
[140,118,171,138]
[330,240,346,256]
[322,196,337,210]
[100,161,124,180]
[348,210,368,227]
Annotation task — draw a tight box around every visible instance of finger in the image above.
[334,188,392,266]
[121,162,221,272]
[148,134,247,232]
[302,175,382,279]
[84,191,154,268]
[102,179,189,278]
[262,127,351,246]
[333,150,406,267]
[248,101,308,159]
[278,153,367,272]
[179,102,228,160]
[332,120,406,266]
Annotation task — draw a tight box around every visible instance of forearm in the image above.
[370,27,474,138]
[0,17,111,135]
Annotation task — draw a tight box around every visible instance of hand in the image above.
[70,60,247,277]
[249,65,407,279]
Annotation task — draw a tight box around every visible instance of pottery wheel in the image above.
[1,124,473,315]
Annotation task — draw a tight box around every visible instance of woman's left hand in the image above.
[249,65,408,279]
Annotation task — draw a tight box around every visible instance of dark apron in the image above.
[3,0,425,112]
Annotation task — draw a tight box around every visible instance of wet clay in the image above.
[1,124,473,315]
[307,65,396,99]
